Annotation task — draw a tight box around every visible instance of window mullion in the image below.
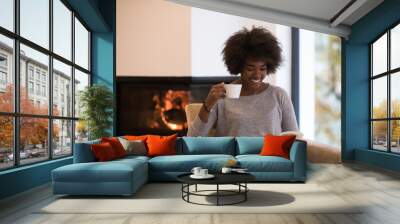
[71,11,76,154]
[13,0,20,167]
[388,30,391,152]
[48,0,54,160]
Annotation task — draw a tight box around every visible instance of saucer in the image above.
[190,174,215,179]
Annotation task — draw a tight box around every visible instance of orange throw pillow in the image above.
[260,134,296,159]
[146,134,177,157]
[124,135,148,142]
[91,142,117,161]
[101,137,127,158]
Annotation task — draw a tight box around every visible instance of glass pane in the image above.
[392,24,400,70]
[0,116,13,170]
[20,0,49,49]
[53,59,72,117]
[0,34,14,112]
[74,18,89,70]
[0,0,14,31]
[372,77,387,119]
[74,69,89,118]
[372,121,388,151]
[53,119,72,157]
[75,120,88,143]
[372,33,387,76]
[391,72,400,118]
[391,120,400,153]
[20,44,49,115]
[53,0,72,60]
[20,117,49,165]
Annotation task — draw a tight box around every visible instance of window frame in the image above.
[0,0,92,171]
[370,20,400,154]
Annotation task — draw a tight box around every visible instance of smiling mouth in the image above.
[250,79,262,84]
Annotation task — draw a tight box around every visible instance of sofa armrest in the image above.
[289,140,307,181]
[73,140,100,163]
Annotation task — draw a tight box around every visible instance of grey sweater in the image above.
[187,84,298,137]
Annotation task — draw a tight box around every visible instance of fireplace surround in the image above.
[116,76,237,136]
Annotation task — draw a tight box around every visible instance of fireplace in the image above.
[116,77,236,136]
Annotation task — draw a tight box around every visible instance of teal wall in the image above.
[92,32,115,135]
[91,0,116,135]
[0,158,72,199]
[343,0,400,171]
[0,0,115,200]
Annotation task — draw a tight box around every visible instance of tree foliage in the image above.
[372,99,400,140]
[315,34,341,147]
[79,84,113,140]
[0,85,59,151]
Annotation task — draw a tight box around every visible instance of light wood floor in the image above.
[1,162,400,224]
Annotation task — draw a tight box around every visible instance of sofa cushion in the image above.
[179,137,235,155]
[236,155,293,172]
[53,158,147,183]
[148,154,235,172]
[235,137,263,155]
[73,140,100,163]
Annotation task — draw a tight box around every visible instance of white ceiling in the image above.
[167,0,384,38]
[227,0,352,23]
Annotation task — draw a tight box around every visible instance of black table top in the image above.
[177,172,255,185]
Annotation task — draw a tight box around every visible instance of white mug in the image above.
[191,167,202,176]
[221,167,232,174]
[224,84,242,99]
[200,169,208,176]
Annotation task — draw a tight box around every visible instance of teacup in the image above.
[221,167,232,174]
[191,167,202,176]
[199,169,208,176]
[224,84,242,99]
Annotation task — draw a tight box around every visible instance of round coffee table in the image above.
[177,173,255,206]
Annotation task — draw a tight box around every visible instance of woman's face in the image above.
[240,58,267,89]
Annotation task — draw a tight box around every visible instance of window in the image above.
[20,0,49,49]
[28,67,34,80]
[0,0,91,170]
[0,34,13,113]
[371,23,400,153]
[299,30,342,148]
[35,70,41,81]
[53,59,71,117]
[0,54,7,87]
[75,18,89,70]
[0,71,6,85]
[0,0,14,32]
[53,0,72,60]
[35,83,40,95]
[28,81,34,94]
[42,85,46,97]
[0,54,7,67]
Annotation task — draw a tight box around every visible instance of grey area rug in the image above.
[38,183,362,214]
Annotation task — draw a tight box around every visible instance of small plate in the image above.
[190,174,215,179]
[233,170,249,174]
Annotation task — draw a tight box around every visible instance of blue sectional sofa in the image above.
[52,137,307,196]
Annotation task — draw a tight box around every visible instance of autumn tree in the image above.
[372,99,400,143]
[0,84,59,152]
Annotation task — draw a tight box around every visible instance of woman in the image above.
[187,27,298,137]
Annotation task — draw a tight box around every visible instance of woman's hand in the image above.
[204,82,226,109]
